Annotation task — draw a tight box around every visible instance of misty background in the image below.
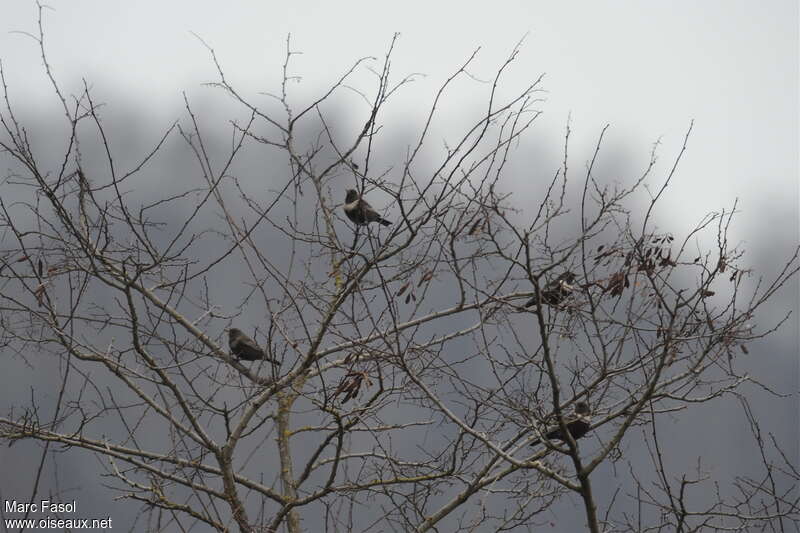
[0,1,797,531]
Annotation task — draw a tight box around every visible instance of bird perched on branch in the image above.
[228,328,278,364]
[343,189,392,227]
[525,271,576,308]
[530,401,591,446]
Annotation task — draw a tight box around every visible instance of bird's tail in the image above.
[379,218,392,227]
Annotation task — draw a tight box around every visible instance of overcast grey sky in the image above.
[0,1,797,531]
[2,1,796,235]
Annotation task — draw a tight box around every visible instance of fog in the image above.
[0,1,796,531]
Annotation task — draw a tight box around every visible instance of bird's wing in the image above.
[360,200,382,220]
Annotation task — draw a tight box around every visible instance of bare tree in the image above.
[1,9,797,533]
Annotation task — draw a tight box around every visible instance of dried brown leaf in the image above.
[467,218,483,236]
[396,281,411,297]
[418,270,434,286]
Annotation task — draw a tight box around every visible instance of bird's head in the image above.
[344,189,359,203]
[228,328,241,340]
[575,401,590,415]
[560,271,577,283]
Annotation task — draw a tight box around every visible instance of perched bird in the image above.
[228,328,278,364]
[525,271,576,308]
[530,401,591,446]
[343,189,392,227]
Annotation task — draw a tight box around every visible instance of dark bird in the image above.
[343,189,392,227]
[525,271,576,308]
[530,401,591,447]
[228,328,278,364]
